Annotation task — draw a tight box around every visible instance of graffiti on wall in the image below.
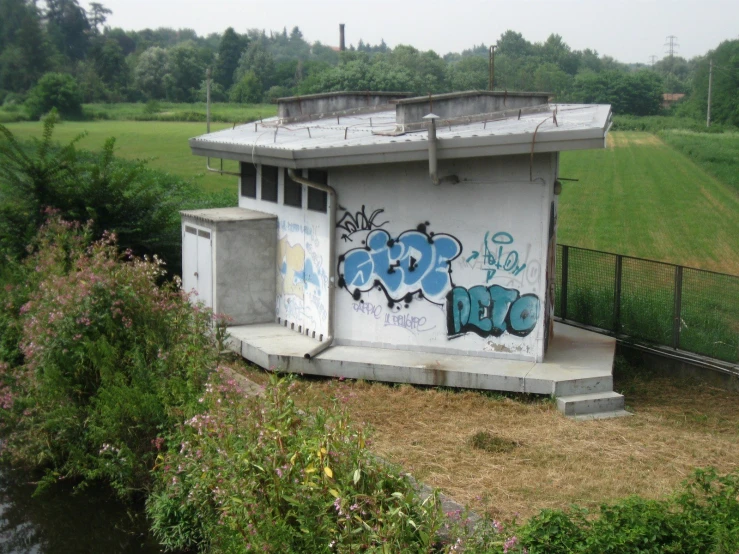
[446,285,539,339]
[464,231,529,283]
[337,205,389,242]
[278,237,306,296]
[338,223,462,307]
[351,301,436,334]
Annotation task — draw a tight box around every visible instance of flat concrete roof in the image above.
[181,207,276,223]
[190,103,612,169]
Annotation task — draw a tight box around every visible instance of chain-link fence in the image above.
[555,245,739,364]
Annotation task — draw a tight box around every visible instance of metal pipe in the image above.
[339,24,345,52]
[287,168,337,360]
[206,67,211,134]
[423,113,459,186]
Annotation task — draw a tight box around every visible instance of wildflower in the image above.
[503,536,519,553]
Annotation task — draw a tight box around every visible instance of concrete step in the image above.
[573,410,633,421]
[556,391,626,417]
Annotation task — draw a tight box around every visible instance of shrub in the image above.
[0,216,218,498]
[147,374,444,553]
[0,112,229,272]
[228,71,262,104]
[25,73,83,120]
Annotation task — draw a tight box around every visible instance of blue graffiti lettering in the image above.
[446,285,539,338]
[338,226,462,305]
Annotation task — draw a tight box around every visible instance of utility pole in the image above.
[706,59,713,128]
[649,55,657,67]
[206,67,211,134]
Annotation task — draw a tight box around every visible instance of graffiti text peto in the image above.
[446,285,540,339]
[338,224,462,307]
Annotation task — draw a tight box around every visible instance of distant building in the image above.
[662,93,686,109]
[182,90,629,418]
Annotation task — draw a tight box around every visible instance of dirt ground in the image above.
[236,360,739,521]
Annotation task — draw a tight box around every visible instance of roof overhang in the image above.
[189,103,612,170]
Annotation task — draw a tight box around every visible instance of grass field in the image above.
[4,122,738,275]
[0,101,278,124]
[558,131,739,275]
[3,120,240,193]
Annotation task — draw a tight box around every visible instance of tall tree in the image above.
[0,0,51,91]
[214,27,247,89]
[87,2,111,33]
[45,0,91,61]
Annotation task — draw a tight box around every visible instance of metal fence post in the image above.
[614,254,622,334]
[561,245,569,321]
[673,265,683,350]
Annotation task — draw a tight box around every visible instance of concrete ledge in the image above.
[228,322,620,417]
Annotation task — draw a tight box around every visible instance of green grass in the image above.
[659,130,739,195]
[2,120,241,193]
[0,102,277,125]
[82,101,276,123]
[558,131,739,276]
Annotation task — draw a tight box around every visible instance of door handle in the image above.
[194,272,199,277]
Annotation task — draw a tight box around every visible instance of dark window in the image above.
[240,163,257,198]
[283,170,303,207]
[307,170,328,213]
[261,165,278,202]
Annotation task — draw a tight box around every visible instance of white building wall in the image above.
[331,154,555,362]
[236,153,556,362]
[238,166,332,339]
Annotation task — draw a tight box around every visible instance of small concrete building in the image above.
[182,90,627,418]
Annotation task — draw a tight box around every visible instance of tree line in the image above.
[1,0,737,124]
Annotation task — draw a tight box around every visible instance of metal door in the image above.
[182,224,213,309]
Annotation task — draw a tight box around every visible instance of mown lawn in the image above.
[558,132,739,275]
[3,120,240,193]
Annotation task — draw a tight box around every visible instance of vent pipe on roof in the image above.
[423,113,459,186]
[339,24,345,51]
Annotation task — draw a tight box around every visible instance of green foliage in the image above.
[0,216,218,498]
[680,40,739,127]
[25,72,83,120]
[0,110,82,256]
[147,374,444,553]
[214,27,248,90]
[659,130,739,195]
[572,70,664,116]
[229,71,263,103]
[0,113,228,272]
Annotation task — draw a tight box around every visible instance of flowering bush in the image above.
[0,215,218,498]
[147,373,445,553]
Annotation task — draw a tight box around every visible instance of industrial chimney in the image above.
[339,23,345,51]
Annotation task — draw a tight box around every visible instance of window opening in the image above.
[284,169,303,207]
[261,165,278,202]
[240,163,257,198]
[307,169,328,213]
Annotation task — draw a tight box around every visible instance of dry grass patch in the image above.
[229,363,739,522]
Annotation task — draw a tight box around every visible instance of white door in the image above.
[182,224,213,309]
[183,225,198,295]
[196,229,213,309]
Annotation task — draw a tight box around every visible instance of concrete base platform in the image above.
[226,322,628,418]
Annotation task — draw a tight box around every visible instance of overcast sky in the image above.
[83,0,738,63]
